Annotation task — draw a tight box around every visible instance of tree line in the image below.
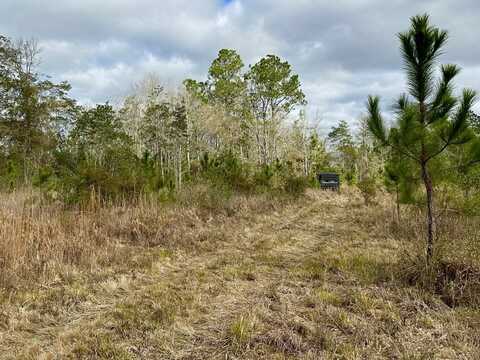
[1,15,480,264]
[0,37,331,202]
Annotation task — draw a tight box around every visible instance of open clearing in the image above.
[1,190,479,359]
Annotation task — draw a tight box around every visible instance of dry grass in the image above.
[0,187,479,359]
[0,186,281,289]
[392,204,480,308]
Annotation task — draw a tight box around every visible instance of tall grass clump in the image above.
[387,203,480,307]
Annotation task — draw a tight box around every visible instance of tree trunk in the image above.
[421,162,434,263]
[179,147,182,191]
[160,149,164,180]
[396,184,401,223]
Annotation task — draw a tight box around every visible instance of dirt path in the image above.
[1,190,478,359]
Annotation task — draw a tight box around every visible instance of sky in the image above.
[1,0,479,132]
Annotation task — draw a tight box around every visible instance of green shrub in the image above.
[462,195,480,216]
[283,175,308,197]
[0,159,22,190]
[357,177,377,205]
[35,147,147,205]
[253,165,274,188]
[201,151,253,192]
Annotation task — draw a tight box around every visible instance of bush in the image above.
[0,158,22,190]
[253,165,274,188]
[462,195,480,216]
[35,148,147,205]
[201,151,253,192]
[357,177,377,205]
[283,175,308,197]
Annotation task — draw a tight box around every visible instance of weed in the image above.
[229,316,256,347]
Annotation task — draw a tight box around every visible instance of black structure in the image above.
[318,173,340,191]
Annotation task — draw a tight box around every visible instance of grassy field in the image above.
[0,188,479,359]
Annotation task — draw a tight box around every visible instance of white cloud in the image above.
[60,54,194,103]
[1,0,479,130]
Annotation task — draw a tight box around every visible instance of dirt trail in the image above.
[1,190,478,359]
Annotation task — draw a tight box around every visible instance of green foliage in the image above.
[196,151,309,197]
[309,131,330,174]
[70,104,129,150]
[357,177,377,205]
[245,54,306,118]
[366,97,387,144]
[383,148,419,205]
[0,36,312,205]
[34,104,145,203]
[368,15,478,166]
[328,120,354,149]
[328,120,358,183]
[366,14,480,261]
[0,36,76,183]
[462,194,480,216]
[253,165,275,187]
[36,149,143,204]
[283,175,308,197]
[201,151,252,191]
[207,49,245,109]
[183,78,208,103]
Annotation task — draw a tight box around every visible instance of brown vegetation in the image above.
[0,188,479,359]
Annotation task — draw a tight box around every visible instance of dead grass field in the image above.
[0,188,479,359]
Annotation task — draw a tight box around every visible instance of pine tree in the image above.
[366,14,480,262]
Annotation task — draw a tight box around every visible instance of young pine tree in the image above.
[366,14,480,263]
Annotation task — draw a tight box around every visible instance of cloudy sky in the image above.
[1,0,479,131]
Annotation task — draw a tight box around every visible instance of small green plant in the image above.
[357,177,377,205]
[229,316,255,346]
[316,288,343,306]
